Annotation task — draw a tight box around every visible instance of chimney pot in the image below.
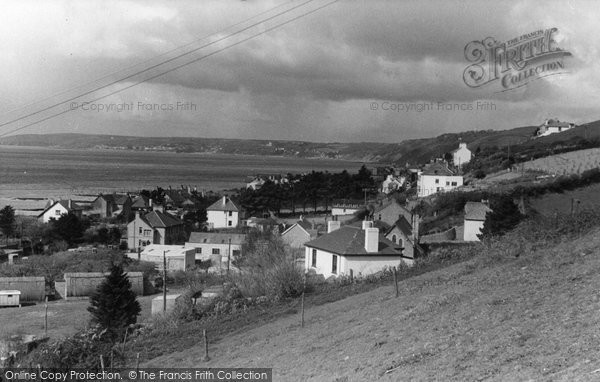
[222,196,227,205]
[362,220,373,230]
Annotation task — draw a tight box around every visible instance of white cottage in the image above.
[304,221,413,278]
[463,201,492,241]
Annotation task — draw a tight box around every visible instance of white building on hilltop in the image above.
[535,119,576,137]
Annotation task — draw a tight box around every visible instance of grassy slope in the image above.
[147,229,600,381]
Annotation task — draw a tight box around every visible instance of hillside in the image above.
[146,225,600,381]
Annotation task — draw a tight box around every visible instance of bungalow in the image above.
[127,210,185,251]
[206,196,240,229]
[331,200,364,219]
[452,142,472,168]
[535,119,576,137]
[281,218,319,248]
[38,199,83,223]
[371,198,412,227]
[463,201,492,241]
[131,195,152,212]
[185,232,246,269]
[128,244,195,272]
[304,221,412,279]
[417,162,464,197]
[89,193,132,219]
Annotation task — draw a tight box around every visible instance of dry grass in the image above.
[145,227,600,381]
[522,148,600,175]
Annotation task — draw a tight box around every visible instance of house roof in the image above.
[207,197,239,212]
[38,200,82,217]
[544,119,572,127]
[132,195,150,208]
[282,220,319,238]
[305,226,402,256]
[385,216,413,237]
[141,210,184,228]
[141,244,192,257]
[187,232,246,245]
[464,201,492,221]
[420,162,455,176]
[372,199,408,215]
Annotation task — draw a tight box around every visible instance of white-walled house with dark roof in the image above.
[304,221,414,279]
[207,196,240,229]
[463,201,492,241]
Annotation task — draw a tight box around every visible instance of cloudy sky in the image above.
[0,0,598,143]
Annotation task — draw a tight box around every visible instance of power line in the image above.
[0,0,298,119]
[0,0,330,137]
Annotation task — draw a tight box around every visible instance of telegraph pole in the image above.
[227,238,231,276]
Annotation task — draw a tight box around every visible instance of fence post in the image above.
[301,273,307,328]
[349,269,354,283]
[135,353,140,372]
[100,354,105,372]
[393,266,399,298]
[44,297,48,337]
[203,329,210,362]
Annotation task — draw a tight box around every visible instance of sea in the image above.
[0,145,364,215]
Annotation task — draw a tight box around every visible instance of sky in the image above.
[0,0,598,143]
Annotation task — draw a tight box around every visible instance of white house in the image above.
[417,163,464,197]
[463,201,492,241]
[304,221,413,279]
[128,244,195,272]
[381,175,406,194]
[452,142,472,168]
[206,196,240,229]
[535,119,576,137]
[184,232,246,268]
[127,210,185,251]
[38,200,82,223]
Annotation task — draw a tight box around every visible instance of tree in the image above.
[479,195,523,238]
[51,213,86,245]
[87,263,141,339]
[0,205,16,239]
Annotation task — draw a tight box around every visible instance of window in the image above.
[332,255,338,274]
[399,238,404,247]
[446,181,450,186]
[212,248,220,255]
[55,210,61,215]
[228,221,232,227]
[312,249,317,267]
[451,182,457,186]
[139,227,143,234]
[228,211,233,217]
[392,234,397,243]
[435,178,439,184]
[232,250,240,257]
[378,214,382,220]
[195,247,202,254]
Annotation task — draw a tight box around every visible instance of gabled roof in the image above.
[305,226,402,256]
[421,162,455,176]
[207,197,239,212]
[464,201,492,221]
[385,216,413,237]
[38,200,81,217]
[132,195,150,208]
[373,199,408,215]
[187,232,246,245]
[282,220,319,238]
[141,210,184,228]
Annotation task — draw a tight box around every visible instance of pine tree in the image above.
[87,263,141,339]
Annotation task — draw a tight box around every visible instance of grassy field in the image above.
[0,291,174,341]
[522,147,600,175]
[530,183,600,217]
[144,226,600,381]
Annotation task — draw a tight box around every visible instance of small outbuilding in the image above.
[0,290,21,307]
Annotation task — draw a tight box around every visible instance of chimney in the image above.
[327,221,341,233]
[362,220,373,230]
[149,198,153,209]
[364,227,379,253]
[68,199,72,209]
[411,214,420,243]
[222,196,227,205]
